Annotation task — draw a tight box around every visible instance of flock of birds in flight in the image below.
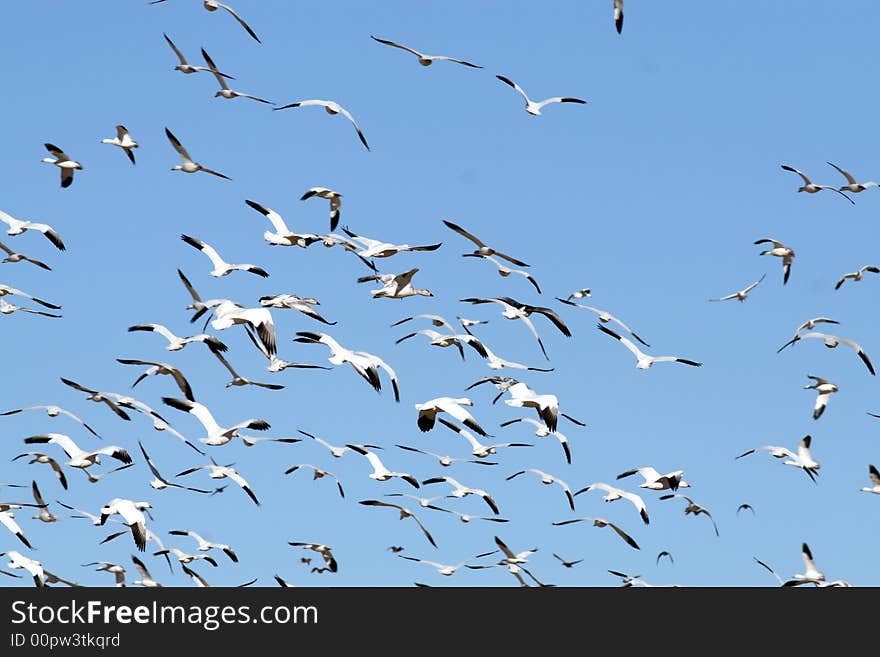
[0,0,878,588]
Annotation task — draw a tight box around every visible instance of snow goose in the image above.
[301,188,342,231]
[0,299,60,318]
[395,444,497,467]
[399,551,497,576]
[557,298,648,345]
[165,127,231,179]
[492,536,537,566]
[659,494,719,536]
[181,234,269,278]
[555,554,585,571]
[424,505,508,524]
[596,324,702,370]
[754,238,795,284]
[12,452,67,489]
[460,297,571,360]
[285,464,345,498]
[501,381,584,433]
[709,273,766,302]
[209,348,285,391]
[616,466,690,491]
[835,265,879,290]
[415,397,489,436]
[274,100,370,150]
[130,555,161,587]
[128,323,227,353]
[359,500,437,548]
[0,506,34,548]
[0,284,60,310]
[288,542,337,572]
[358,267,433,299]
[803,375,838,420]
[421,475,500,514]
[614,0,624,33]
[385,493,447,509]
[342,227,441,259]
[458,317,489,334]
[2,404,99,437]
[162,33,234,77]
[780,165,854,203]
[100,125,138,165]
[154,547,218,568]
[496,75,587,116]
[466,254,541,293]
[782,543,826,586]
[84,562,126,587]
[260,293,335,324]
[176,460,260,505]
[391,313,455,332]
[370,35,481,68]
[41,143,82,188]
[860,465,880,494]
[3,551,46,586]
[827,161,880,193]
[736,435,821,482]
[161,397,270,446]
[297,429,381,458]
[437,418,532,458]
[506,469,575,510]
[151,0,261,43]
[25,433,131,473]
[168,529,238,562]
[210,301,277,355]
[116,358,195,401]
[201,49,273,104]
[777,318,840,353]
[244,199,322,247]
[98,498,150,552]
[346,444,420,489]
[396,329,487,361]
[552,516,640,550]
[0,240,51,270]
[139,442,210,493]
[83,463,134,485]
[778,331,874,375]
[573,482,649,525]
[442,220,529,266]
[466,375,521,404]
[0,210,65,250]
[499,416,570,463]
[29,481,57,523]
[479,343,555,373]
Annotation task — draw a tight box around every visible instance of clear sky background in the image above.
[1,0,878,587]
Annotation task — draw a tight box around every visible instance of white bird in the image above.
[358,500,437,548]
[426,506,508,524]
[285,464,345,498]
[177,461,260,506]
[0,506,34,548]
[0,210,65,251]
[273,100,370,151]
[181,234,269,278]
[3,551,45,586]
[0,283,61,310]
[161,397,270,447]
[574,482,649,525]
[201,49,273,104]
[209,348,285,391]
[421,475,500,515]
[116,358,195,401]
[12,452,68,490]
[24,433,131,472]
[860,465,880,495]
[461,297,571,360]
[557,298,648,345]
[288,542,337,572]
[127,322,227,353]
[130,555,161,588]
[151,0,261,43]
[0,240,51,270]
[139,442,210,493]
[1,404,98,438]
[162,32,235,77]
[342,227,442,259]
[370,35,482,68]
[783,543,826,586]
[154,547,218,568]
[501,381,584,433]
[659,494,719,536]
[709,273,766,302]
[616,467,690,491]
[493,536,537,566]
[551,516,640,550]
[754,238,795,285]
[597,324,702,370]
[84,561,127,587]
[496,75,587,116]
[467,254,541,293]
[442,220,530,266]
[0,299,59,318]
[165,127,231,180]
[480,342,555,373]
[98,498,150,552]
[244,199,322,248]
[780,165,854,203]
[459,317,489,335]
[358,267,433,299]
[41,143,82,188]
[296,429,381,459]
[399,552,496,576]
[507,469,575,510]
[614,0,624,33]
[835,265,879,290]
[100,125,138,165]
[777,318,840,353]
[437,418,532,458]
[396,329,487,361]
[259,293,335,325]
[803,375,838,420]
[210,301,277,356]
[415,397,489,436]
[499,416,570,463]
[391,314,455,333]
[736,435,821,483]
[827,161,880,193]
[395,444,496,468]
[777,331,874,375]
[301,188,343,231]
[168,529,238,562]
[83,462,134,485]
[346,444,420,489]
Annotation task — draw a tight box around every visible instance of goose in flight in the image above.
[31,481,62,522]
[803,375,838,420]
[385,493,447,509]
[736,435,821,483]
[210,301,277,356]
[614,0,624,33]
[259,294,335,325]
[0,299,60,318]
[395,444,496,467]
[777,331,874,375]
[346,444,420,489]
[399,551,497,576]
[574,482,649,525]
[41,143,82,188]
[0,506,34,548]
[169,529,238,562]
[557,298,648,345]
[301,188,342,231]
[656,550,674,566]
[460,297,571,360]
[860,465,880,494]
[437,418,532,458]
[0,284,61,310]
[84,561,127,587]
[426,506,508,524]
[551,516,640,550]
[274,100,370,151]
[784,543,826,586]
[480,343,555,373]
[209,348,284,391]
[391,313,455,332]
[181,234,269,278]
[161,397,270,447]
[201,49,273,104]
[459,317,489,334]
[162,33,235,77]
[496,75,587,116]
[117,358,195,401]
[297,429,382,459]
[659,494,719,536]
[0,210,65,251]
[359,500,437,548]
[554,553,584,569]
[492,536,537,566]
[342,227,442,259]
[499,417,570,463]
[127,323,227,353]
[709,273,766,302]
[780,165,854,203]
[415,397,489,436]
[98,498,150,552]
[597,324,702,370]
[139,442,210,493]
[396,328,487,361]
[827,161,880,193]
[177,461,260,505]
[289,542,337,572]
[442,220,529,266]
[466,375,521,404]
[165,127,231,180]
[358,267,433,299]
[130,555,161,588]
[502,380,584,433]
[244,199,322,248]
[421,475,500,515]
[285,464,345,498]
[507,469,575,510]
[565,288,592,301]
[294,331,399,401]
[737,503,756,516]
[616,467,690,492]
[777,317,840,353]
[100,125,138,165]
[370,35,481,68]
[835,265,879,290]
[59,378,131,420]
[154,547,218,568]
[0,240,51,270]
[754,238,795,285]
[466,254,541,293]
[12,452,67,490]
[151,0,261,43]
[3,551,46,587]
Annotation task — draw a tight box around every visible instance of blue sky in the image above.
[1,0,879,587]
